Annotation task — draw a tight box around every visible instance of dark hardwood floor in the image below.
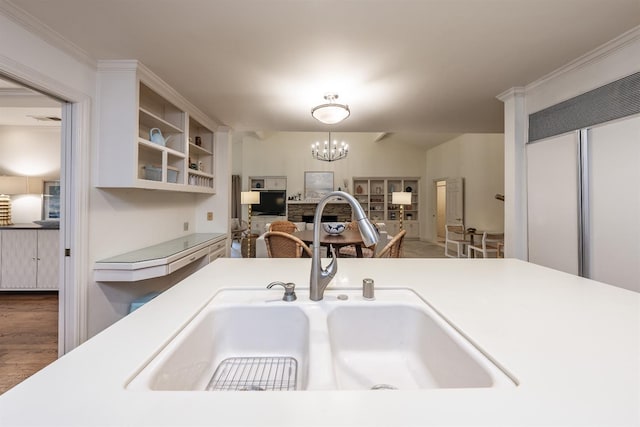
[0,291,58,395]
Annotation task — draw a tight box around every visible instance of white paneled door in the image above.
[526,133,580,276]
[445,177,464,225]
[588,115,640,292]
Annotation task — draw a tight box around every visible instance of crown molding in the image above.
[0,0,97,69]
[496,87,526,102]
[526,25,640,92]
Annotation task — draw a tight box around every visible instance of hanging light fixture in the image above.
[311,93,350,124]
[311,132,349,162]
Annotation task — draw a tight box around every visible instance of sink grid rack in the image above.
[206,356,298,391]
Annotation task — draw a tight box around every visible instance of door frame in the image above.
[0,60,91,354]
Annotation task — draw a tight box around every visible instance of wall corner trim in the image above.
[497,87,526,102]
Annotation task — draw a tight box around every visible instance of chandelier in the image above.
[311,93,350,124]
[311,132,349,162]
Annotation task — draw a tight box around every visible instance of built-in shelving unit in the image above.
[249,176,287,191]
[353,177,420,238]
[96,60,216,193]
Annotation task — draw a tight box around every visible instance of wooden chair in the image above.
[444,224,471,258]
[344,221,358,230]
[467,232,504,258]
[264,231,313,258]
[268,220,298,233]
[338,221,376,257]
[376,229,406,258]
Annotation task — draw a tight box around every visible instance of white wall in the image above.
[424,134,504,242]
[240,132,506,241]
[502,29,640,260]
[0,10,229,340]
[241,131,429,235]
[501,27,640,289]
[242,132,428,194]
[0,125,60,222]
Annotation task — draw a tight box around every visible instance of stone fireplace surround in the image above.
[287,201,352,223]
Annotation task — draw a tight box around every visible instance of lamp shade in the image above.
[0,176,28,195]
[392,191,412,205]
[241,191,260,205]
[27,177,44,194]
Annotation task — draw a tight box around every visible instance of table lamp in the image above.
[392,191,412,231]
[241,191,260,257]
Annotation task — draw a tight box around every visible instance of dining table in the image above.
[465,229,483,247]
[464,229,484,258]
[293,229,365,258]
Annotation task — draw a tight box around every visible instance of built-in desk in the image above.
[94,233,227,282]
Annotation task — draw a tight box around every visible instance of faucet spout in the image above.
[309,191,379,301]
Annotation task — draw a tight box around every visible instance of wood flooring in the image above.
[0,291,58,395]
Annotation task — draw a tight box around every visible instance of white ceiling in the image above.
[0,77,61,126]
[4,0,640,146]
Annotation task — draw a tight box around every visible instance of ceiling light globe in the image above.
[311,104,350,124]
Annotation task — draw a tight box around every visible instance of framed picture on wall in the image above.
[42,180,60,219]
[304,171,334,200]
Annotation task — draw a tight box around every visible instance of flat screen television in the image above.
[252,190,286,215]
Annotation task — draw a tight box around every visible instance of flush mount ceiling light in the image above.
[311,93,350,124]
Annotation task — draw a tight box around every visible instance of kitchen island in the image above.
[0,258,638,426]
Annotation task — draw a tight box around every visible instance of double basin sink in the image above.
[127,288,515,391]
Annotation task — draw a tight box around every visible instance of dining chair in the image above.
[268,220,299,233]
[444,224,471,258]
[467,232,504,258]
[338,221,378,257]
[376,229,406,258]
[338,243,376,258]
[264,231,313,258]
[230,218,248,243]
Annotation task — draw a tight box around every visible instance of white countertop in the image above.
[1,258,638,426]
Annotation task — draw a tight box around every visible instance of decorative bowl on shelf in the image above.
[322,222,346,235]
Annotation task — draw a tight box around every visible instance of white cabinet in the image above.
[0,229,59,290]
[353,177,420,238]
[208,237,227,262]
[97,60,216,193]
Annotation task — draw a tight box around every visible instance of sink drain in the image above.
[370,384,398,390]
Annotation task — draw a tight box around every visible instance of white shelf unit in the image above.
[187,117,215,188]
[97,60,216,193]
[249,176,287,191]
[353,177,420,238]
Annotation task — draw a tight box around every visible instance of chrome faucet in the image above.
[310,191,379,301]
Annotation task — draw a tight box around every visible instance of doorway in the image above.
[0,75,65,361]
[433,177,465,243]
[436,180,447,241]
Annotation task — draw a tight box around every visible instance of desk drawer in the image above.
[168,247,209,274]
[209,246,226,262]
[209,238,227,254]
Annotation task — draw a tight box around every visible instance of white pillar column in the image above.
[497,88,528,260]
